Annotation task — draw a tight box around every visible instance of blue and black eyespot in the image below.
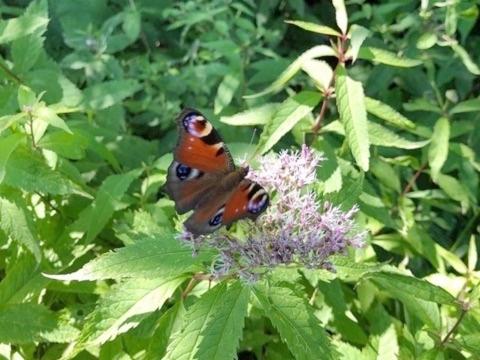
[176,163,191,180]
[208,206,225,227]
[248,192,269,214]
[182,113,197,130]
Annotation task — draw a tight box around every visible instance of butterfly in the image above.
[165,108,269,235]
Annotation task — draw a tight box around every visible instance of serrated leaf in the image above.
[4,147,84,196]
[449,98,480,114]
[0,254,41,304]
[11,33,44,73]
[258,91,321,154]
[332,0,348,34]
[0,133,24,183]
[82,80,142,110]
[46,235,215,281]
[70,169,141,244]
[358,47,422,67]
[301,59,333,91]
[335,66,370,170]
[76,276,185,349]
[164,281,250,360]
[286,20,340,36]
[220,103,279,126]
[253,284,334,360]
[0,303,78,344]
[17,85,37,109]
[365,97,415,130]
[428,117,450,182]
[368,122,429,149]
[366,272,456,305]
[348,25,370,62]
[214,73,241,114]
[245,45,336,98]
[0,0,49,44]
[0,195,41,262]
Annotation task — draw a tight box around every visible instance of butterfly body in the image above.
[166,109,269,235]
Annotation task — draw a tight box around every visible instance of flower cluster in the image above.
[179,145,366,281]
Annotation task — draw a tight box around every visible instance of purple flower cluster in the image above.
[180,145,366,281]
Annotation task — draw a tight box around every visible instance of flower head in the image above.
[180,145,366,281]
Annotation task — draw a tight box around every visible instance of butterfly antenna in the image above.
[246,128,259,163]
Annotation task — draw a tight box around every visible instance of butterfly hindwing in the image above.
[184,179,269,235]
[174,108,234,172]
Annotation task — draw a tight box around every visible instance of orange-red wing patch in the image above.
[175,134,231,173]
[223,180,269,226]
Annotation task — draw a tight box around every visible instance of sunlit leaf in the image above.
[428,117,450,182]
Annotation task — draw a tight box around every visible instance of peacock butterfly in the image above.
[165,108,269,235]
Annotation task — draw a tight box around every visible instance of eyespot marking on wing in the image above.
[175,162,204,181]
[247,188,269,214]
[183,113,212,137]
[208,206,225,228]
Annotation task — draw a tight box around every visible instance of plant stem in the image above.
[440,306,468,346]
[0,59,23,85]
[401,163,427,196]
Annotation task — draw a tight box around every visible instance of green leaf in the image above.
[335,66,370,171]
[0,0,49,44]
[82,80,142,110]
[245,45,336,98]
[332,0,348,34]
[436,173,470,209]
[164,281,250,360]
[258,91,321,154]
[468,236,477,272]
[348,25,370,62]
[358,47,422,67]
[368,122,429,149]
[416,32,437,50]
[220,103,279,126]
[4,147,85,196]
[38,131,88,160]
[34,105,73,134]
[0,254,42,304]
[450,42,480,75]
[76,276,185,348]
[214,72,241,114]
[17,85,37,109]
[301,59,333,91]
[365,97,415,130]
[428,117,450,182]
[0,195,41,262]
[0,303,78,344]
[449,98,480,114]
[46,235,215,281]
[285,20,341,37]
[253,284,334,360]
[11,33,44,73]
[0,133,24,183]
[366,272,456,305]
[69,170,141,244]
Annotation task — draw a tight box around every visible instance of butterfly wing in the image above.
[184,179,269,235]
[174,108,234,172]
[166,109,234,214]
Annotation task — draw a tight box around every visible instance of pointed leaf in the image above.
[253,284,334,360]
[450,42,480,75]
[428,117,450,182]
[332,0,348,34]
[0,195,41,262]
[0,133,24,183]
[449,98,480,114]
[220,103,279,126]
[365,97,415,130]
[358,47,422,67]
[258,91,321,154]
[46,235,215,281]
[82,80,142,110]
[368,122,429,149]
[286,20,341,37]
[335,66,370,170]
[301,59,333,91]
[245,45,336,98]
[348,25,370,62]
[164,281,250,360]
[214,72,241,114]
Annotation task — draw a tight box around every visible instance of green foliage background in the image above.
[0,0,479,359]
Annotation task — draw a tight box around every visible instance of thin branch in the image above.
[0,60,23,85]
[401,163,427,196]
[440,305,468,346]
